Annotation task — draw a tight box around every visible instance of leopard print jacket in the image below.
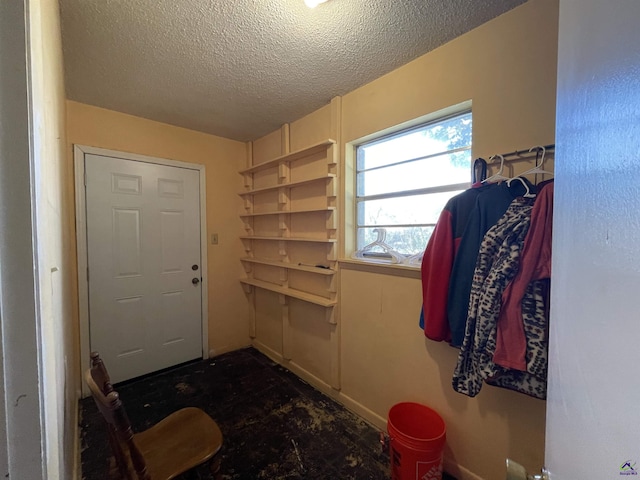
[452,197,548,399]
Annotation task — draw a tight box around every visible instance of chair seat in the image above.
[134,407,223,480]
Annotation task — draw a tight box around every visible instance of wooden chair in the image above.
[85,352,223,480]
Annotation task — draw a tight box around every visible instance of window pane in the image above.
[357,190,465,226]
[357,113,472,171]
[357,151,471,196]
[354,108,472,259]
[358,226,436,256]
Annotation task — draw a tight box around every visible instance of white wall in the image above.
[0,1,47,478]
[1,0,75,478]
[29,0,76,477]
[546,1,640,478]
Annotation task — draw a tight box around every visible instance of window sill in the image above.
[338,258,421,279]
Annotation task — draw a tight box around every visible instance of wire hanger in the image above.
[351,228,406,264]
[482,154,510,183]
[521,146,554,177]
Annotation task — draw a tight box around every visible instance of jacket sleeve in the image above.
[447,208,482,347]
[494,183,554,370]
[420,208,454,342]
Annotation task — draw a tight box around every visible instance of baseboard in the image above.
[208,342,251,358]
[285,360,335,395]
[251,340,284,364]
[335,392,387,431]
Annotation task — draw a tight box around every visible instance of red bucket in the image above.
[387,402,446,480]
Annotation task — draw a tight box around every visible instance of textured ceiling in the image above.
[59,0,526,142]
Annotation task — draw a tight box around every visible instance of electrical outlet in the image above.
[211,233,219,245]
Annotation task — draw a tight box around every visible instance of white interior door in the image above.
[85,154,203,383]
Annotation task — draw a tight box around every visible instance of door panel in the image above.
[85,154,202,383]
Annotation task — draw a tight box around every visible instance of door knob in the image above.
[192,277,200,285]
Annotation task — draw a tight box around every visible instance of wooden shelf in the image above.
[240,236,337,243]
[239,174,336,196]
[240,136,339,331]
[240,207,336,218]
[241,257,335,275]
[239,139,336,175]
[240,278,337,308]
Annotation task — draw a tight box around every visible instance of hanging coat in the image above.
[494,182,554,371]
[420,182,497,342]
[452,197,547,399]
[447,179,535,347]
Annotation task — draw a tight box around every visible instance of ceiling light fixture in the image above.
[304,0,328,8]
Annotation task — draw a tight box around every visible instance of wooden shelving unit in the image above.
[240,257,336,276]
[240,278,337,309]
[239,119,342,392]
[239,206,337,218]
[238,174,336,196]
[239,236,336,243]
[239,137,338,309]
[239,139,336,175]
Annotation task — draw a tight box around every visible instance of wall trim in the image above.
[72,400,80,480]
[74,144,209,396]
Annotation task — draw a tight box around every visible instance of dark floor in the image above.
[80,347,455,479]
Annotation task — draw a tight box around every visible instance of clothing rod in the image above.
[496,143,555,160]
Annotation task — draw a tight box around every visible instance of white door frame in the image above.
[74,145,209,396]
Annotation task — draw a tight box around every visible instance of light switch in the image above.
[211,233,219,245]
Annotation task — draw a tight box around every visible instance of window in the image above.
[355,111,472,259]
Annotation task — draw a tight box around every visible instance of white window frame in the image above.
[353,109,473,262]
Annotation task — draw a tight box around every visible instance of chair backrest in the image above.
[85,352,150,480]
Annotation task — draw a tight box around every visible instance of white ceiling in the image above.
[59,0,526,142]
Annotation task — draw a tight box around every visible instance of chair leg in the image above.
[209,455,222,480]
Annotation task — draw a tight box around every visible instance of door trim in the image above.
[74,144,209,396]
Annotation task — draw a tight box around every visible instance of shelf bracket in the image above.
[325,209,337,230]
[278,240,287,257]
[325,307,337,325]
[278,162,290,181]
[279,268,288,284]
[326,275,337,293]
[242,172,253,190]
[278,188,289,206]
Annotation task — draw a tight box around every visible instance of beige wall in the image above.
[340,1,557,479]
[64,0,557,477]
[251,1,558,479]
[65,101,251,374]
[342,1,558,160]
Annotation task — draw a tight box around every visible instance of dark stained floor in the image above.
[80,347,455,479]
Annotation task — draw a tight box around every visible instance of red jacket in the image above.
[420,183,495,341]
[494,182,554,370]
